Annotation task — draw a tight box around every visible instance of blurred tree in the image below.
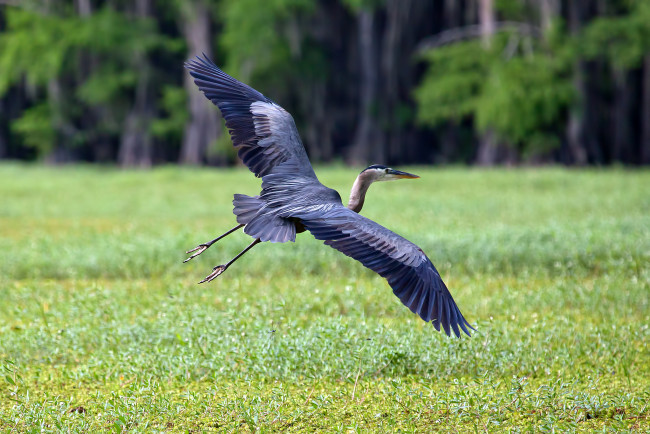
[344,0,384,165]
[0,0,648,166]
[174,0,221,165]
[644,54,650,165]
[118,0,154,167]
[415,34,574,162]
[0,102,5,159]
[219,0,327,161]
[440,0,647,164]
[580,0,650,164]
[0,1,173,164]
[564,1,593,165]
[344,0,441,165]
[0,3,80,160]
[476,0,498,165]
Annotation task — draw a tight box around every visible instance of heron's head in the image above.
[361,164,420,183]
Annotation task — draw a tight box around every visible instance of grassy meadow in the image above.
[0,164,648,432]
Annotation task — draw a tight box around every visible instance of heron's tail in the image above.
[233,194,296,243]
[233,194,263,225]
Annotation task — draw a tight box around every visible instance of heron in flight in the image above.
[183,55,473,338]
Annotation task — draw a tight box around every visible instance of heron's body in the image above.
[184,55,474,338]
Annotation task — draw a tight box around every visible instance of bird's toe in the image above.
[198,265,226,284]
[184,244,209,263]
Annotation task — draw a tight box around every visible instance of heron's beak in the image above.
[388,169,420,179]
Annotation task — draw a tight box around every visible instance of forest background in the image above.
[1,0,649,167]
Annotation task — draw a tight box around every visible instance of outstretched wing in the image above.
[297,206,473,337]
[184,55,316,179]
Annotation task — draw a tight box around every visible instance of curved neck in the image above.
[347,171,374,213]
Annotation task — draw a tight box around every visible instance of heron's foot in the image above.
[184,244,211,263]
[198,265,227,284]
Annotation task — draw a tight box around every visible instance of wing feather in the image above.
[299,206,474,337]
[185,55,316,179]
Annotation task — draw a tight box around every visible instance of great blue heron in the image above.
[184,55,474,338]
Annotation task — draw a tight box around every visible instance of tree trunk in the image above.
[45,79,75,164]
[303,81,333,162]
[566,68,589,165]
[118,0,153,167]
[75,0,91,16]
[465,0,479,26]
[118,72,153,167]
[539,0,558,31]
[348,9,382,165]
[179,0,220,165]
[478,0,495,46]
[565,1,589,165]
[475,0,499,165]
[612,67,631,163]
[642,55,650,165]
[476,130,499,165]
[439,0,462,162]
[0,99,6,159]
[444,0,461,28]
[75,0,113,162]
[300,0,349,163]
[381,0,415,164]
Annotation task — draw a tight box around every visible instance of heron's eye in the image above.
[384,168,389,173]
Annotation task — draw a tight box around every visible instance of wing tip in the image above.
[443,308,476,338]
[428,293,475,338]
[432,319,474,338]
[184,52,214,70]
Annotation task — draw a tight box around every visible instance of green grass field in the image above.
[0,164,648,432]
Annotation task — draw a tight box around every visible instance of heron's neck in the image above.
[347,172,374,213]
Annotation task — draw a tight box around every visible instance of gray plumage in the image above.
[184,55,474,337]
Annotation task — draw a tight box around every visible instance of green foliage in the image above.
[0,7,159,96]
[414,40,492,125]
[0,165,648,430]
[218,0,329,109]
[0,0,649,166]
[0,6,177,158]
[475,54,574,152]
[0,8,71,94]
[76,65,138,107]
[581,1,650,69]
[415,3,650,158]
[415,26,576,156]
[495,0,528,18]
[219,0,317,78]
[10,103,55,156]
[217,0,330,146]
[150,85,188,141]
[340,0,386,13]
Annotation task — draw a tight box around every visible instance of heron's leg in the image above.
[184,223,245,263]
[198,238,261,284]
